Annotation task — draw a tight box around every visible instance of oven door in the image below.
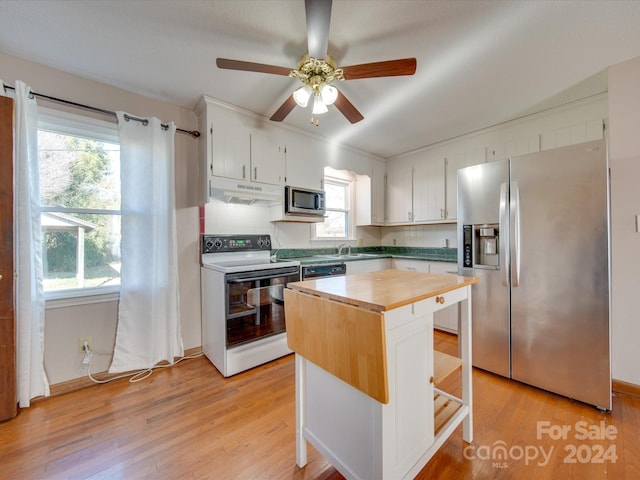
[224,266,300,348]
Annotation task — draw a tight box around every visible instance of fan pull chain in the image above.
[310,116,320,126]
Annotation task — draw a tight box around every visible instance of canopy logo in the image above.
[464,420,618,469]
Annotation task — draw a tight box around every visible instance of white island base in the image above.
[285,271,476,480]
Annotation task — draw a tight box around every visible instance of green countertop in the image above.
[274,246,457,266]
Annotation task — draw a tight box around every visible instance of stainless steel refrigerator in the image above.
[457,139,611,410]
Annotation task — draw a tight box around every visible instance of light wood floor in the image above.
[1,332,639,479]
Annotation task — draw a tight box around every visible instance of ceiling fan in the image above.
[216,0,417,125]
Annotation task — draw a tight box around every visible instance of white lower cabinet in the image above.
[346,258,391,275]
[392,258,430,273]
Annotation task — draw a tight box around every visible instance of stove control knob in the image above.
[261,237,271,248]
[213,238,223,250]
[204,239,215,252]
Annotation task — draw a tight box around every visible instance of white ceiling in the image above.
[1,0,640,159]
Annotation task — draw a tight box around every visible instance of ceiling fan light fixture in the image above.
[319,83,338,105]
[293,85,313,107]
[312,94,328,114]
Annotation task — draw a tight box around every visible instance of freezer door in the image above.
[457,159,511,377]
[510,139,610,409]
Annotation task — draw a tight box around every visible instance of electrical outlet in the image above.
[441,238,449,248]
[78,336,92,352]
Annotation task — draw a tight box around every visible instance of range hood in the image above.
[209,176,283,205]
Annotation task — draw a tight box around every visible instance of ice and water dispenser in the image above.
[462,224,500,268]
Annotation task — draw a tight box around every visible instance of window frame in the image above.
[312,171,356,241]
[37,107,122,307]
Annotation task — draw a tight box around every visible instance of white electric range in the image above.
[200,234,300,377]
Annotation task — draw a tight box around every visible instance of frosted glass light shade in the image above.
[312,94,328,114]
[293,85,313,107]
[320,83,338,105]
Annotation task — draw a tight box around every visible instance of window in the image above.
[314,172,354,239]
[38,109,121,296]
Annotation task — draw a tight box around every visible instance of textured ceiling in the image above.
[1,0,639,158]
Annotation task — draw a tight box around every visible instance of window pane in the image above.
[39,131,120,210]
[38,126,121,293]
[42,213,121,291]
[315,211,347,238]
[325,182,346,209]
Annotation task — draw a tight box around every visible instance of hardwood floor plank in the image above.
[1,333,638,479]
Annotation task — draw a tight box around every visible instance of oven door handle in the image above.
[227,270,298,283]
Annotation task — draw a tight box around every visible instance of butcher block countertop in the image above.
[287,269,479,313]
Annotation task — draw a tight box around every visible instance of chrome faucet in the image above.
[337,243,351,255]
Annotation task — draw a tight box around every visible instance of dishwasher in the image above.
[301,263,346,280]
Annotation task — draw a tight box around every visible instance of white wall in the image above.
[608,56,640,386]
[1,51,202,385]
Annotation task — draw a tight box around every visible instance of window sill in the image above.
[45,286,120,309]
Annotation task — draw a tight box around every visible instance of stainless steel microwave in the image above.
[284,186,326,216]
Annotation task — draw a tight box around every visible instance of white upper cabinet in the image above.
[284,133,325,190]
[355,161,385,226]
[205,101,251,181]
[385,156,446,225]
[413,157,446,223]
[385,164,413,224]
[250,126,285,185]
[196,96,287,197]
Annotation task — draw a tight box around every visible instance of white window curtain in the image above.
[2,80,50,406]
[109,112,184,373]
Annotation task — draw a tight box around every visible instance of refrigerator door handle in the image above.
[499,182,509,286]
[510,181,521,287]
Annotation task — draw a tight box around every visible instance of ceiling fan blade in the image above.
[306,0,332,59]
[341,58,417,80]
[270,95,297,122]
[216,58,292,76]
[334,90,364,124]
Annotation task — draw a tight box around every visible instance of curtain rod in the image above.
[3,84,200,138]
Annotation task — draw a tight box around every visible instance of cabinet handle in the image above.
[254,166,257,180]
[429,376,434,384]
[408,211,411,221]
[436,296,445,304]
[242,165,246,179]
[440,208,445,219]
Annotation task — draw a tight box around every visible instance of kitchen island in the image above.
[284,269,479,480]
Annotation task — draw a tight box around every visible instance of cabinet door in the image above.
[413,158,445,222]
[346,258,391,275]
[392,259,430,273]
[370,163,385,224]
[284,134,324,190]
[446,148,486,221]
[209,108,250,180]
[385,165,413,224]
[250,128,285,185]
[356,162,385,226]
